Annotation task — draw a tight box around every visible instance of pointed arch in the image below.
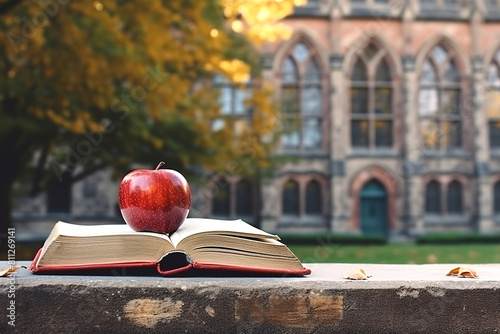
[273,29,329,75]
[417,37,467,152]
[347,38,397,149]
[276,30,328,151]
[343,34,403,79]
[484,40,500,71]
[349,166,399,231]
[415,34,471,76]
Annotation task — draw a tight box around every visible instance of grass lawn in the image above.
[4,242,500,265]
[289,243,500,264]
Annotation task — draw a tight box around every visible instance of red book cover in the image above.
[30,248,312,276]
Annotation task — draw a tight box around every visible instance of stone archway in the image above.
[350,166,398,234]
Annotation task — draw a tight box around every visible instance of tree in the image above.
[0,0,303,231]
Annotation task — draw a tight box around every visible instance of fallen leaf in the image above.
[0,266,24,277]
[343,267,371,280]
[446,266,479,278]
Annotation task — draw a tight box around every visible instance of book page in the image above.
[170,218,278,248]
[56,221,172,243]
[37,221,174,267]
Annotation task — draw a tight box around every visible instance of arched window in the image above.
[213,75,252,133]
[282,180,300,215]
[305,180,322,215]
[487,50,500,149]
[212,177,230,216]
[350,43,393,149]
[211,177,257,220]
[281,42,324,150]
[446,180,463,214]
[419,44,462,151]
[494,180,500,215]
[235,179,253,216]
[425,180,441,214]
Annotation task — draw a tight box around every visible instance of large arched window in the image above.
[446,180,463,214]
[282,180,300,215]
[487,50,500,149]
[281,41,324,150]
[419,44,462,152]
[350,43,393,149]
[425,180,441,214]
[305,180,322,215]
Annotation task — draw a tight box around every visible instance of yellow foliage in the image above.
[0,0,304,180]
[221,0,306,45]
[218,59,251,83]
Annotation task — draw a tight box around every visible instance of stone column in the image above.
[259,52,280,232]
[471,56,494,232]
[470,9,494,233]
[401,55,424,235]
[401,5,424,236]
[329,54,350,233]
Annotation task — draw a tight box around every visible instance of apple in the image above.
[118,162,191,234]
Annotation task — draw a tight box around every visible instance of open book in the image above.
[30,218,310,276]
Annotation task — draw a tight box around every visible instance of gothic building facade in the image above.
[14,0,500,237]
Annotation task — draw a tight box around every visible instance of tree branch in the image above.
[70,163,106,184]
[0,0,24,15]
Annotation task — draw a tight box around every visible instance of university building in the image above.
[13,0,500,237]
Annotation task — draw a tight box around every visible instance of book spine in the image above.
[155,262,193,276]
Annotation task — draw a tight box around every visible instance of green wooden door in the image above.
[360,180,388,237]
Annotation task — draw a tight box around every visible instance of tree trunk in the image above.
[0,159,16,233]
[0,170,14,258]
[0,179,13,233]
[0,145,21,235]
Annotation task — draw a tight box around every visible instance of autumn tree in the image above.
[0,0,303,232]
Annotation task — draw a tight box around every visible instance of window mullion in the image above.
[369,81,375,149]
[299,80,304,151]
[442,181,447,216]
[437,85,443,152]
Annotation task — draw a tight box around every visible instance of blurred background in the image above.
[2,0,500,264]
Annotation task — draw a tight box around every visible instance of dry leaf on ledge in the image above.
[446,266,479,278]
[0,266,25,277]
[343,267,372,280]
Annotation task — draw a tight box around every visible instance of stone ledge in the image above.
[1,263,500,333]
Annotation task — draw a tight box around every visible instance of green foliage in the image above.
[416,232,500,244]
[288,243,500,264]
[279,233,388,246]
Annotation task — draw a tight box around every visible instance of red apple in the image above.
[118,162,191,234]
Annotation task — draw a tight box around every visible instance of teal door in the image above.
[360,180,388,237]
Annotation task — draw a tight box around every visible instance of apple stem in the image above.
[155,161,165,170]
